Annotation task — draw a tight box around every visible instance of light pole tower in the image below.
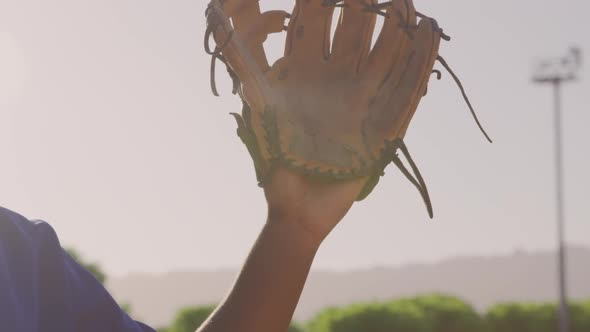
[532,47,582,332]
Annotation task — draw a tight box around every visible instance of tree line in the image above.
[157,295,590,332]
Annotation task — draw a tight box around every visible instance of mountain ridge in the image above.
[108,245,590,327]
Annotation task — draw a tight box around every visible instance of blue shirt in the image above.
[0,207,155,332]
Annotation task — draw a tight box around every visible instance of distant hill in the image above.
[107,245,590,327]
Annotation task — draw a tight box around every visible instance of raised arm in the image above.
[197,168,366,332]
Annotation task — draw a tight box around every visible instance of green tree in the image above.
[307,307,342,332]
[398,294,486,332]
[485,302,556,332]
[569,300,590,332]
[487,300,590,332]
[65,248,132,314]
[308,301,430,332]
[288,321,305,332]
[168,305,216,332]
[167,305,304,332]
[66,248,106,284]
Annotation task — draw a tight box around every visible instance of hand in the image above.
[264,167,367,244]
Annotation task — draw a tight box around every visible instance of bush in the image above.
[486,300,590,332]
[167,305,303,332]
[168,305,216,332]
[65,248,106,284]
[288,321,305,332]
[399,294,486,332]
[486,302,557,332]
[570,300,590,332]
[162,298,590,332]
[307,307,342,332]
[308,301,430,332]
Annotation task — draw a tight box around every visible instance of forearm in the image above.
[197,216,321,332]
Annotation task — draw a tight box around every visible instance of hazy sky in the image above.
[1,0,588,277]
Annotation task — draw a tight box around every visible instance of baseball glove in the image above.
[204,0,491,218]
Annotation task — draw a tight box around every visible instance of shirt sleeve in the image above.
[0,206,156,332]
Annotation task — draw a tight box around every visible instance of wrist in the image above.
[266,212,324,252]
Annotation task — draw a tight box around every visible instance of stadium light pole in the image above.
[532,47,582,332]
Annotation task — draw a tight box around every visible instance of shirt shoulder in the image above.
[0,206,155,332]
